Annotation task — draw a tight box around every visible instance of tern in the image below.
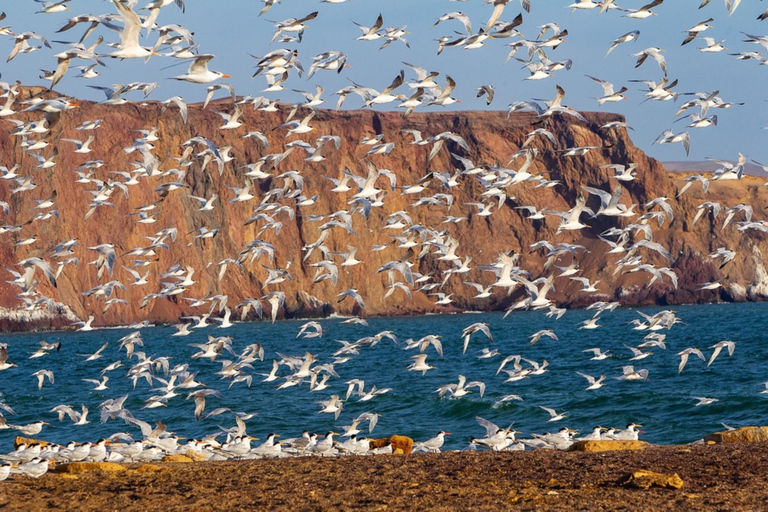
[677,348,706,373]
[436,375,485,398]
[109,0,157,59]
[414,431,450,453]
[461,322,493,354]
[708,340,736,366]
[529,329,558,346]
[539,405,567,422]
[309,431,337,456]
[576,372,606,390]
[583,347,610,360]
[174,55,230,83]
[623,0,664,19]
[606,423,643,440]
[32,370,54,390]
[632,47,667,75]
[606,30,640,55]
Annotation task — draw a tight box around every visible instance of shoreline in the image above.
[1,443,766,510]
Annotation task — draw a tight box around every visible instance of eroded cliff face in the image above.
[0,87,765,330]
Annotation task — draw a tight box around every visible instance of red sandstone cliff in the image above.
[0,87,765,330]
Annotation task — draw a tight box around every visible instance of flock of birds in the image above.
[0,0,764,478]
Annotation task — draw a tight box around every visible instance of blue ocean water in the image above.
[0,302,764,451]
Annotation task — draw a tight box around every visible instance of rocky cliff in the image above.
[0,87,764,330]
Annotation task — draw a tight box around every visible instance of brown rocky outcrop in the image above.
[0,87,765,330]
[52,462,126,474]
[369,435,414,455]
[619,470,684,490]
[568,440,649,452]
[704,426,768,443]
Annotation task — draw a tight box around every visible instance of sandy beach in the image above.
[1,443,766,511]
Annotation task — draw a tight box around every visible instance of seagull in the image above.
[30,340,61,359]
[316,395,343,420]
[583,347,610,360]
[32,370,54,390]
[461,322,493,354]
[51,404,89,425]
[529,329,558,346]
[576,372,605,390]
[586,75,628,105]
[63,136,95,154]
[80,342,107,361]
[617,366,649,381]
[607,423,643,440]
[414,431,450,453]
[539,405,567,422]
[683,18,714,46]
[678,348,706,374]
[83,376,109,390]
[434,12,472,35]
[570,276,600,293]
[654,129,690,155]
[109,0,156,59]
[337,289,365,309]
[623,0,664,19]
[435,375,485,398]
[606,30,640,56]
[632,47,667,75]
[354,13,384,42]
[476,85,495,105]
[407,353,436,375]
[708,340,736,366]
[174,55,230,83]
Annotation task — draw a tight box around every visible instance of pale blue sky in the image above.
[2,0,767,163]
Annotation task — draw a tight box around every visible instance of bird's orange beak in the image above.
[222,74,232,78]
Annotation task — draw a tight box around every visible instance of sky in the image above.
[2,0,768,164]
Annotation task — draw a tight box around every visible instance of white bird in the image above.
[570,276,601,293]
[582,347,610,360]
[83,376,109,390]
[586,75,628,105]
[32,370,54,390]
[51,404,89,425]
[632,47,667,75]
[539,405,567,422]
[436,375,485,398]
[708,340,736,366]
[80,342,107,361]
[316,395,343,420]
[677,348,706,374]
[606,30,640,55]
[174,55,230,84]
[407,353,436,375]
[461,322,493,354]
[623,0,664,19]
[654,129,690,156]
[576,372,605,390]
[529,329,558,346]
[109,0,156,59]
[414,431,450,453]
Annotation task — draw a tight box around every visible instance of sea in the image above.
[0,302,764,451]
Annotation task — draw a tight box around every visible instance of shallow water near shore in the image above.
[0,302,765,450]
